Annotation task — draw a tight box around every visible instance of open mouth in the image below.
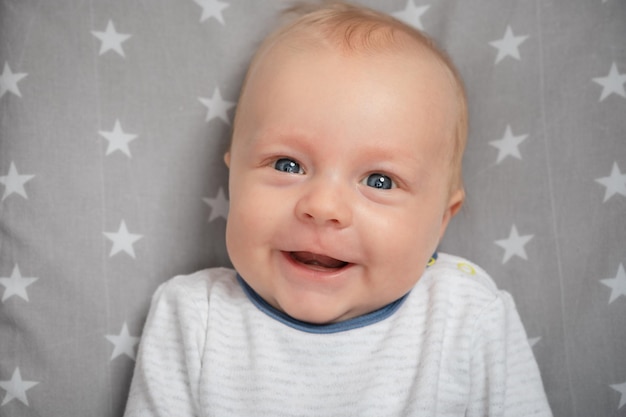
[289,251,349,271]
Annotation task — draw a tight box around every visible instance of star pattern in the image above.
[203,187,229,222]
[611,381,626,410]
[0,62,28,98]
[593,63,626,101]
[595,162,626,202]
[91,20,132,57]
[0,265,38,303]
[106,323,140,360]
[489,125,528,164]
[494,225,534,264]
[0,162,35,201]
[600,264,626,304]
[193,0,230,25]
[0,368,39,406]
[0,3,625,416]
[98,120,138,157]
[528,337,541,348]
[103,220,143,258]
[489,26,529,64]
[199,88,236,125]
[392,1,430,31]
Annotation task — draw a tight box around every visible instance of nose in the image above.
[295,177,353,228]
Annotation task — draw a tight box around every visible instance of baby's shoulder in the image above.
[167,266,237,287]
[425,252,502,300]
[415,253,520,327]
[153,267,240,306]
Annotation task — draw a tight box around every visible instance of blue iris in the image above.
[274,158,302,174]
[366,173,393,189]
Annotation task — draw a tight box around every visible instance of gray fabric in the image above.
[0,1,624,416]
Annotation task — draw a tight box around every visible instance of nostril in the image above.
[301,210,342,225]
[295,186,352,227]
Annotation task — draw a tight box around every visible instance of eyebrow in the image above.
[250,127,318,152]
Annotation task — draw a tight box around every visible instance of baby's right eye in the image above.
[274,158,304,174]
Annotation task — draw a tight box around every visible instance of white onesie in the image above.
[124,253,552,417]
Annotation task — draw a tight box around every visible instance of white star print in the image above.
[392,1,430,31]
[103,220,143,258]
[199,88,236,125]
[203,187,229,222]
[595,162,626,202]
[193,0,230,25]
[98,120,138,157]
[528,337,541,348]
[611,381,626,409]
[106,322,140,360]
[0,265,38,303]
[489,26,529,64]
[494,225,534,264]
[0,162,35,201]
[600,264,626,304]
[489,125,528,164]
[0,368,39,406]
[91,20,132,57]
[0,62,27,98]
[593,62,626,101]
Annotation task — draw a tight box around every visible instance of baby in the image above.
[124,2,552,416]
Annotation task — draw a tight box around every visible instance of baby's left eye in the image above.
[274,158,304,174]
[364,173,395,190]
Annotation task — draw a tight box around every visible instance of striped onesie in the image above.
[124,253,552,417]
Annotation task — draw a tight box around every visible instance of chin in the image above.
[282,303,355,325]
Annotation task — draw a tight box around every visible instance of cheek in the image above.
[225,181,261,260]
[226,180,286,254]
[360,205,441,270]
[226,204,269,282]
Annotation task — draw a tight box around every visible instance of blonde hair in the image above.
[234,1,468,192]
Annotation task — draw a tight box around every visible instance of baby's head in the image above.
[224,1,467,324]
[235,1,468,192]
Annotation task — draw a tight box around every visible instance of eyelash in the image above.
[272,158,396,190]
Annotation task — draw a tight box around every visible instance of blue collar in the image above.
[235,252,438,334]
[236,274,409,334]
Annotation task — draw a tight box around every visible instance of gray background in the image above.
[1,0,625,416]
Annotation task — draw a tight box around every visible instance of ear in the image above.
[439,188,465,240]
[224,151,231,168]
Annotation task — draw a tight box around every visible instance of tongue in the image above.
[291,252,347,269]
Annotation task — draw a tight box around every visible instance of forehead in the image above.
[233,40,459,162]
[245,38,456,115]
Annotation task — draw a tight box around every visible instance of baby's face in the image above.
[225,42,463,324]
